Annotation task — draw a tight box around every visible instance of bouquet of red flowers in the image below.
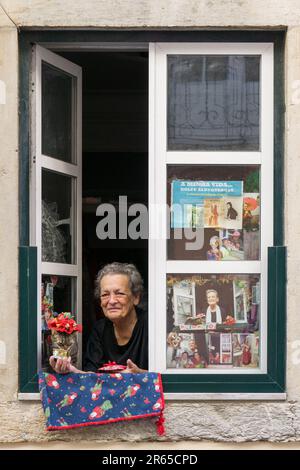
[223,315,236,326]
[48,312,82,335]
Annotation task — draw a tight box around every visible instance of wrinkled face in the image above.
[206,291,219,309]
[99,274,139,322]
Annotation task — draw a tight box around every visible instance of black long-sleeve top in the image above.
[83,308,148,372]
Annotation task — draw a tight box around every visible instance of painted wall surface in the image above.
[0,0,300,28]
[1,0,300,444]
[0,8,19,402]
[285,26,300,401]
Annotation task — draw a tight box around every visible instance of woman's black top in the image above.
[83,308,148,372]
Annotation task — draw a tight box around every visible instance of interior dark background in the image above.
[58,51,149,351]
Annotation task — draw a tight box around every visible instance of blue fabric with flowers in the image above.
[38,371,165,434]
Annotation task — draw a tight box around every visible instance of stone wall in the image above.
[0,401,300,443]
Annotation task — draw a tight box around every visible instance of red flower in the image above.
[47,312,82,335]
[223,315,236,325]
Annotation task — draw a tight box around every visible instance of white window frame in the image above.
[148,42,274,375]
[30,45,82,370]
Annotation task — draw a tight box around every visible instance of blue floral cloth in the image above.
[39,371,165,434]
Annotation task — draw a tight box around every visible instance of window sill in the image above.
[18,392,287,401]
[164,393,287,400]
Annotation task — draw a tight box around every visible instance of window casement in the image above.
[149,42,286,397]
[31,46,82,373]
[19,32,286,398]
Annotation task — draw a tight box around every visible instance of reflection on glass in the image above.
[42,61,75,162]
[42,170,75,264]
[167,165,260,261]
[41,274,76,371]
[166,274,260,370]
[168,55,260,151]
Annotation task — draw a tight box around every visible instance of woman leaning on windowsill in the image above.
[50,262,148,375]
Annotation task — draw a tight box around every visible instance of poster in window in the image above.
[166,274,260,370]
[171,180,243,229]
[168,165,261,262]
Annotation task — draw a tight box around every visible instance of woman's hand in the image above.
[122,359,147,374]
[49,356,80,374]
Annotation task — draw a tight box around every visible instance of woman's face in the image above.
[206,291,219,309]
[99,274,139,322]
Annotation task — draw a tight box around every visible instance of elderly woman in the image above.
[50,262,148,374]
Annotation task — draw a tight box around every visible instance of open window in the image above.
[27,44,149,379]
[29,46,82,372]
[19,36,285,397]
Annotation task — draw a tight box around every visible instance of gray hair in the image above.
[206,289,219,297]
[94,262,144,301]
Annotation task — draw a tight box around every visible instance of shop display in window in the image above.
[166,274,260,369]
[168,165,260,261]
[171,180,243,229]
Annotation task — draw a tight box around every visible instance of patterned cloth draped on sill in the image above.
[39,370,165,435]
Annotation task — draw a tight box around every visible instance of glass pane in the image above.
[166,274,260,370]
[41,274,77,371]
[42,170,75,264]
[167,165,260,261]
[168,55,260,151]
[42,61,75,162]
